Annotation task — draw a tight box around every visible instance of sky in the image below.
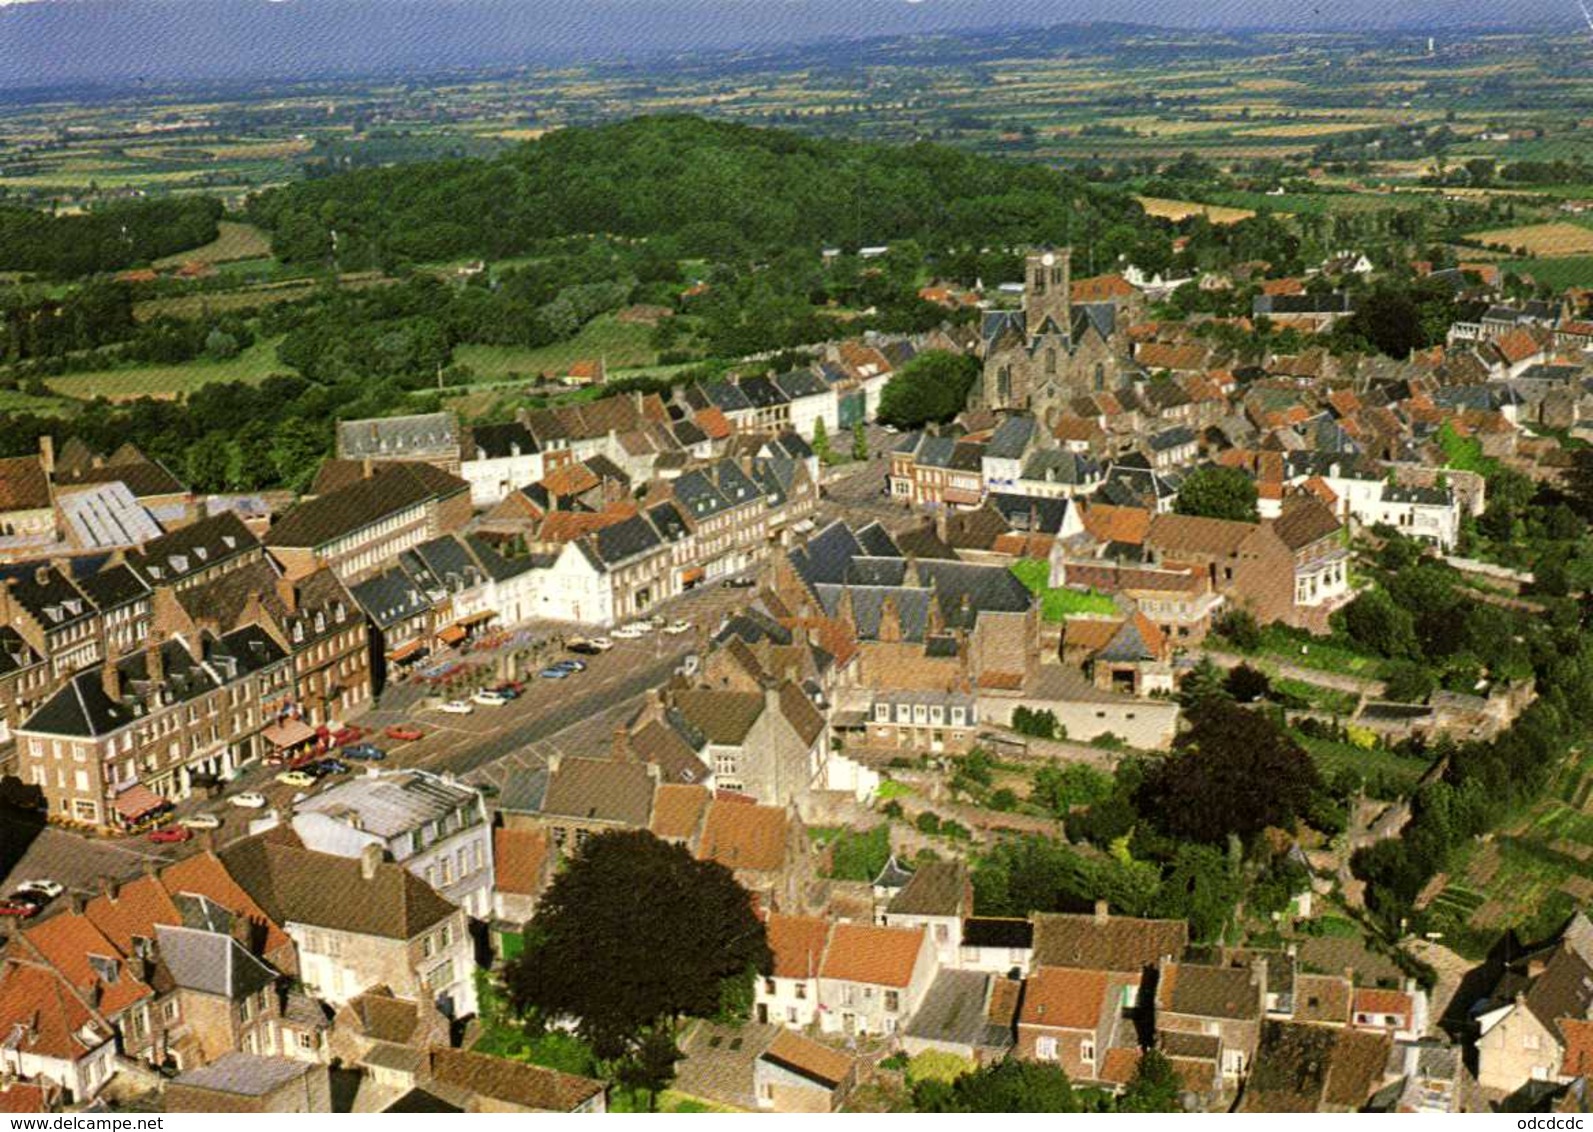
[0,0,1579,89]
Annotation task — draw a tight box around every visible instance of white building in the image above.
[459,423,544,508]
[292,769,495,919]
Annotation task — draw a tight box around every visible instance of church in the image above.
[971,248,1133,425]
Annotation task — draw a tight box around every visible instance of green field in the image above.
[1501,256,1593,291]
[1295,733,1430,798]
[44,336,289,401]
[0,387,74,416]
[153,221,274,268]
[453,316,659,379]
[1010,559,1119,622]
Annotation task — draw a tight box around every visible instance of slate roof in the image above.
[77,563,149,613]
[265,462,467,549]
[338,413,459,460]
[887,861,966,918]
[962,917,1034,950]
[170,1053,317,1098]
[219,837,457,941]
[22,634,217,739]
[905,969,1016,1053]
[1157,962,1261,1020]
[985,416,1037,460]
[350,568,432,630]
[539,757,655,828]
[1272,495,1342,551]
[591,513,664,566]
[672,689,766,745]
[153,924,278,1001]
[427,1048,605,1112]
[465,422,538,460]
[1031,912,1188,973]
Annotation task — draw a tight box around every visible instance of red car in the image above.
[385,724,424,742]
[329,726,363,748]
[0,898,40,918]
[149,825,193,844]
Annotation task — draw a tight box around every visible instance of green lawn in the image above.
[454,316,658,379]
[44,336,290,401]
[1501,256,1593,291]
[0,387,75,416]
[1216,624,1381,678]
[1295,733,1430,798]
[1271,677,1360,716]
[1010,559,1119,622]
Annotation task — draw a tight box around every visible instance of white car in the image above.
[16,879,63,899]
[437,699,474,715]
[228,792,267,809]
[611,624,646,640]
[471,689,512,706]
[178,813,222,830]
[588,637,614,652]
[664,620,692,635]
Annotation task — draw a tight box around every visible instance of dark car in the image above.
[554,658,587,673]
[487,683,521,699]
[721,576,757,588]
[567,641,602,656]
[342,743,387,761]
[0,894,42,918]
[310,758,349,777]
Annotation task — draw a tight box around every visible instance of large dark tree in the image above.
[501,830,770,1057]
[877,350,980,428]
[1173,466,1259,523]
[1136,699,1322,845]
[913,1059,1081,1113]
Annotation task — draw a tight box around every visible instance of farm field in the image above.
[453,317,659,379]
[1503,256,1593,290]
[153,220,273,268]
[1468,221,1593,258]
[43,336,289,401]
[131,272,390,320]
[1420,747,1593,958]
[1294,734,1430,799]
[1133,196,1257,224]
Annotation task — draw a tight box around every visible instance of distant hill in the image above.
[0,0,1571,89]
[246,114,1151,269]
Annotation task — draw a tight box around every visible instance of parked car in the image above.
[275,770,316,788]
[485,684,520,699]
[471,689,512,706]
[229,792,268,809]
[539,665,571,679]
[178,813,222,830]
[328,725,363,748]
[498,680,525,694]
[309,758,349,777]
[343,743,387,761]
[554,658,587,673]
[15,879,63,900]
[589,636,614,651]
[567,640,602,656]
[0,898,40,918]
[437,699,474,715]
[612,624,646,640]
[722,576,757,588]
[149,825,192,844]
[384,724,424,742]
[664,620,692,635]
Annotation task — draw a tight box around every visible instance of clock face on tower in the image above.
[1041,253,1055,267]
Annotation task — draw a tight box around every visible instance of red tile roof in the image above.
[493,827,550,897]
[767,914,832,980]
[696,799,788,873]
[819,923,925,987]
[1019,966,1111,1031]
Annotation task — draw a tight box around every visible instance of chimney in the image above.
[362,458,374,481]
[145,633,165,687]
[100,877,120,902]
[612,725,634,763]
[37,435,54,476]
[1094,899,1109,925]
[101,653,123,702]
[359,841,383,881]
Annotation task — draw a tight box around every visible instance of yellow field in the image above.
[1468,221,1593,257]
[154,221,273,268]
[1238,122,1379,138]
[1135,196,1256,224]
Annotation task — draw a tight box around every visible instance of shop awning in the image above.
[112,784,167,823]
[263,718,317,749]
[438,625,468,646]
[458,611,496,627]
[388,640,429,663]
[680,567,706,585]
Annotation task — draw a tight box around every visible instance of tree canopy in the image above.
[1135,699,1323,845]
[877,350,980,428]
[1173,465,1259,523]
[501,829,770,1057]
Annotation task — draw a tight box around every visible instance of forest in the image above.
[0,197,222,277]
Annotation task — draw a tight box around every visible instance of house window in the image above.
[950,707,966,726]
[764,978,776,995]
[1081,1039,1096,1066]
[874,704,889,722]
[425,959,456,992]
[884,990,899,1013]
[1035,1036,1059,1061]
[298,1031,316,1051]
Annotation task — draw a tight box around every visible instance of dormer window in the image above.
[63,599,81,616]
[194,547,207,561]
[44,605,63,622]
[148,566,163,579]
[292,623,305,644]
[170,555,188,573]
[221,535,236,549]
